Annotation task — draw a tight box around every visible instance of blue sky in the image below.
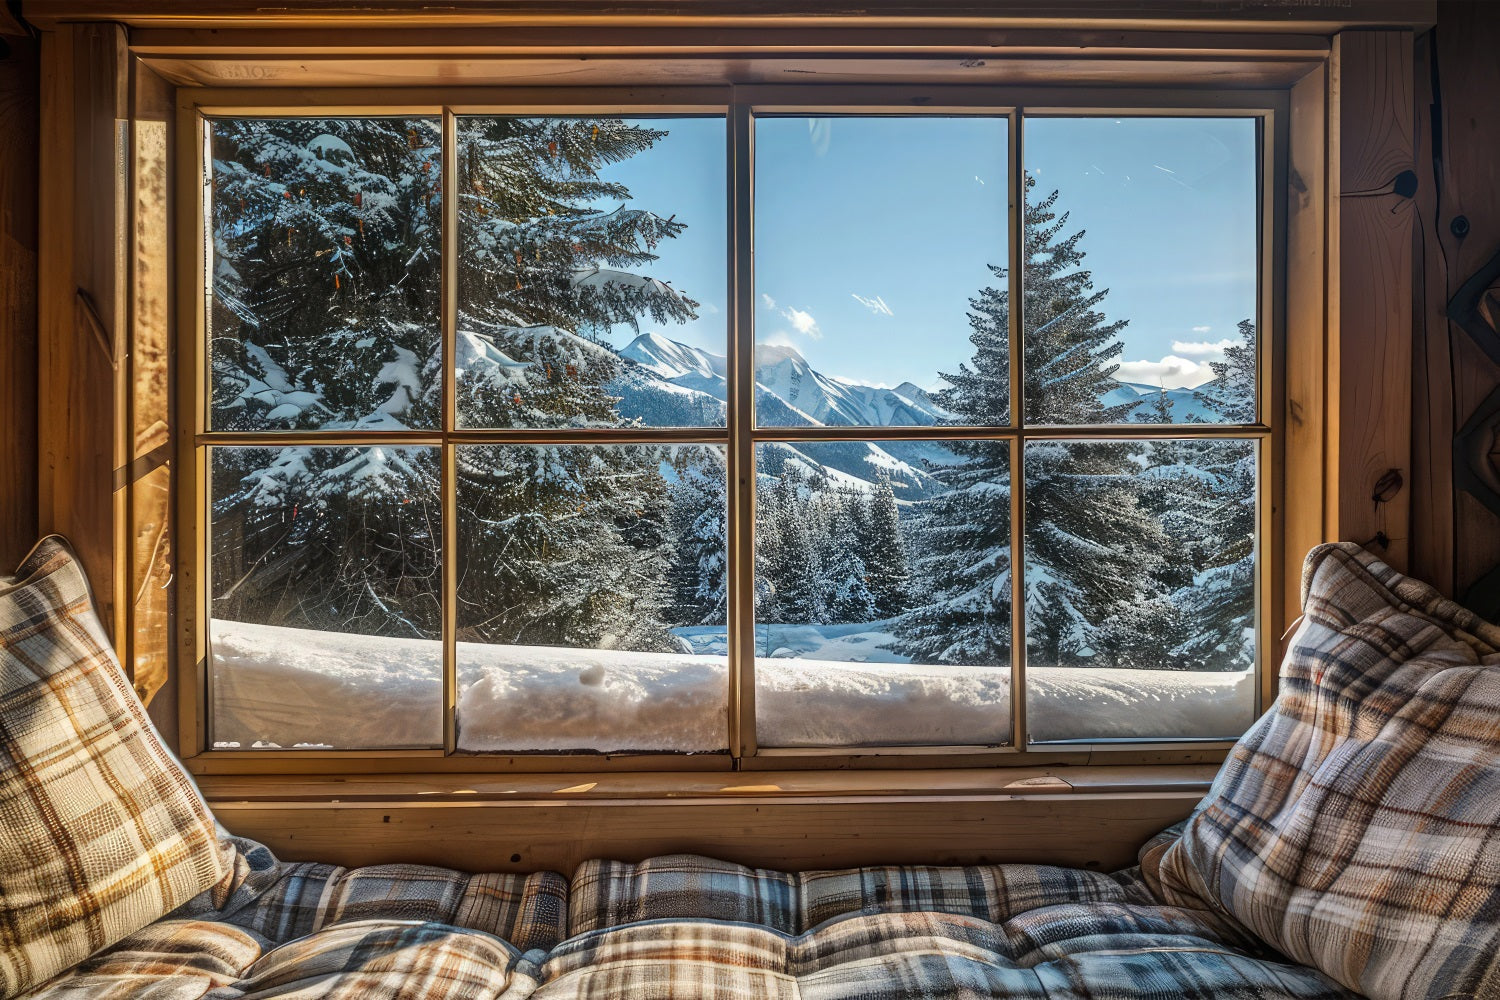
[597,114,1257,391]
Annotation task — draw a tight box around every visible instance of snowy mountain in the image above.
[1104,381,1224,424]
[612,333,952,498]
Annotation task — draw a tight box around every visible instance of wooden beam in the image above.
[0,33,39,570]
[203,767,1212,873]
[1284,62,1330,629]
[19,1,1438,33]
[37,23,130,641]
[1329,29,1416,570]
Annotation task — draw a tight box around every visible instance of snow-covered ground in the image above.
[209,620,1257,752]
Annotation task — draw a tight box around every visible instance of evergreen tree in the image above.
[668,460,729,626]
[209,117,700,651]
[895,176,1162,666]
[861,476,911,618]
[1193,318,1257,423]
[815,493,877,623]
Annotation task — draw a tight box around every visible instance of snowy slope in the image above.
[1103,381,1224,424]
[210,620,1257,752]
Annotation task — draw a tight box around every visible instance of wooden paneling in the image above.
[37,23,130,640]
[1410,3,1500,609]
[1284,63,1329,630]
[1330,30,1415,571]
[0,34,38,570]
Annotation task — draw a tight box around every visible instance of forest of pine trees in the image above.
[210,118,1256,678]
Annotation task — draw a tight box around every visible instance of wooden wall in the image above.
[1,20,38,570]
[1411,2,1500,616]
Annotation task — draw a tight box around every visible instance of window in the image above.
[192,92,1274,765]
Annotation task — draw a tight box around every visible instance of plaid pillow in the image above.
[0,537,230,998]
[1145,542,1500,1000]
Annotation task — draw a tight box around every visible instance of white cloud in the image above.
[781,306,821,339]
[760,293,776,310]
[852,293,894,317]
[1171,338,1238,356]
[1115,355,1216,389]
[1191,325,1212,333]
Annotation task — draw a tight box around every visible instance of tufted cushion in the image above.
[543,855,1352,999]
[1145,542,1500,1000]
[0,538,230,998]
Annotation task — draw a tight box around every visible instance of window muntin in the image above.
[193,96,1272,763]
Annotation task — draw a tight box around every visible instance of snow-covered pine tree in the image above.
[1192,318,1256,424]
[668,460,729,627]
[895,175,1162,666]
[209,119,446,638]
[861,476,911,618]
[452,118,705,651]
[815,491,877,623]
[209,116,703,651]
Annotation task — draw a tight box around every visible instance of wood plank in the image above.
[196,764,1220,803]
[19,0,1438,32]
[130,59,175,715]
[1409,29,1455,595]
[139,54,1324,91]
[1431,4,1500,603]
[38,24,130,641]
[1331,30,1415,571]
[1284,63,1329,632]
[0,34,38,570]
[210,790,1204,874]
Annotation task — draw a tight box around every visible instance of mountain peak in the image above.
[753,341,808,368]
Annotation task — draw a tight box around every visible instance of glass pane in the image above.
[1022,117,1258,426]
[455,444,728,752]
[754,439,1012,748]
[208,118,442,431]
[1023,438,1258,742]
[754,116,1008,428]
[208,446,442,749]
[456,116,727,429]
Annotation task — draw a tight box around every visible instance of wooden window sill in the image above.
[201,764,1214,873]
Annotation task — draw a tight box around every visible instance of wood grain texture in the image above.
[37,23,129,641]
[1427,3,1500,602]
[1284,63,1329,638]
[131,61,175,713]
[1332,30,1415,571]
[0,36,39,570]
[210,791,1204,874]
[1409,29,1455,595]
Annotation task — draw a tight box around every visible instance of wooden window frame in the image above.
[172,83,1286,776]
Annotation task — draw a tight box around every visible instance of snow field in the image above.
[210,620,1256,752]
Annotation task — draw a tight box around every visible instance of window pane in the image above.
[1023,438,1258,742]
[455,116,727,429]
[208,118,442,431]
[209,445,442,749]
[754,116,1009,428]
[455,444,728,752]
[753,440,1012,748]
[1022,117,1258,426]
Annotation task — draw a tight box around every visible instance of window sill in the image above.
[200,764,1214,873]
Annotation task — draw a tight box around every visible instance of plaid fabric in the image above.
[571,854,1159,937]
[0,538,231,999]
[1145,542,1500,1000]
[204,919,531,1000]
[177,835,568,953]
[535,908,1353,999]
[16,919,267,1000]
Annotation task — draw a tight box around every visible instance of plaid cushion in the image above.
[16,919,266,1000]
[535,909,1352,999]
[1145,542,1500,1000]
[571,854,1162,937]
[0,538,231,998]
